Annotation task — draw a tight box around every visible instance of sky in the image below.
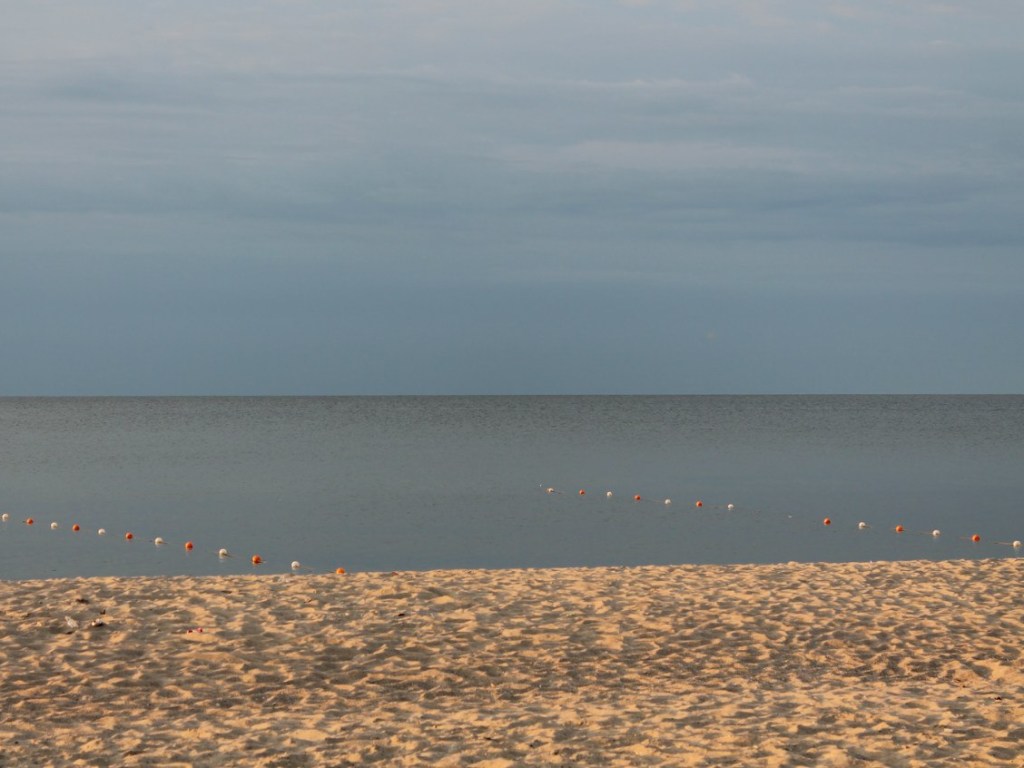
[2,1,1023,395]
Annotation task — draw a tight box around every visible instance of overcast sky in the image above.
[2,1,1022,394]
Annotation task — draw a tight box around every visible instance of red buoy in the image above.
[971,534,981,543]
[72,524,81,532]
[184,540,194,551]
[895,525,904,533]
[124,531,134,541]
[578,489,586,496]
[251,554,263,565]
[823,517,831,526]
[633,494,642,502]
[695,500,703,508]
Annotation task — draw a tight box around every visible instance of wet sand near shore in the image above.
[1,558,1021,766]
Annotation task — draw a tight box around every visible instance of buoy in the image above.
[1013,540,1022,549]
[1,513,8,522]
[335,567,346,574]
[72,524,80,532]
[695,500,703,508]
[154,537,166,546]
[25,518,34,525]
[606,491,613,498]
[184,540,194,551]
[971,534,981,543]
[823,517,831,526]
[858,521,868,530]
[726,503,735,511]
[932,529,941,537]
[251,554,262,565]
[545,487,555,494]
[291,561,301,570]
[895,525,904,533]
[124,531,134,541]
[50,522,59,530]
[218,548,231,558]
[664,499,672,505]
[98,528,106,536]
[578,489,586,496]
[633,494,642,502]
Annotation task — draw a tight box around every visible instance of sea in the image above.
[0,396,1021,580]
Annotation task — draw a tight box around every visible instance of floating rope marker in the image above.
[823,518,831,526]
[251,554,263,565]
[971,534,981,543]
[858,521,869,530]
[98,528,106,536]
[25,518,34,525]
[124,532,134,541]
[72,524,80,532]
[726,504,735,511]
[579,489,586,496]
[335,567,346,574]
[1014,541,1022,549]
[932,529,941,537]
[154,537,166,546]
[665,499,672,505]
[695,500,703,508]
[634,494,642,502]
[895,525,904,533]
[184,541,194,551]
[1,513,8,522]
[291,561,302,570]
[50,522,59,530]
[218,548,231,558]
[606,491,614,498]
[545,487,556,494]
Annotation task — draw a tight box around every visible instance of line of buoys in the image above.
[2,512,349,577]
[541,485,1021,558]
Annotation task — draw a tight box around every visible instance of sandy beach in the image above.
[1,558,1021,767]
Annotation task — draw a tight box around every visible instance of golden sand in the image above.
[1,558,1022,766]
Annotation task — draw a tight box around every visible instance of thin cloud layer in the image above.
[1,1,1022,393]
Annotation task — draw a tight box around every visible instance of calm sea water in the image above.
[0,396,1021,580]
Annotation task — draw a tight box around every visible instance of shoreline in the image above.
[2,558,1021,766]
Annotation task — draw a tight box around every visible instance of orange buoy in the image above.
[72,524,81,532]
[25,517,34,525]
[335,567,346,574]
[124,531,134,540]
[895,525,904,533]
[971,534,981,543]
[578,489,586,496]
[823,517,831,526]
[251,554,263,565]
[184,540,194,551]
[695,500,703,508]
[633,494,642,502]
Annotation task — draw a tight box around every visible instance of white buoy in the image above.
[50,522,59,530]
[932,529,941,537]
[1013,540,1022,549]
[1,513,8,522]
[858,521,868,530]
[97,528,107,536]
[545,487,555,494]
[726,503,735,511]
[664,498,672,505]
[154,537,166,546]
[606,491,614,498]
[218,548,231,558]
[291,560,302,570]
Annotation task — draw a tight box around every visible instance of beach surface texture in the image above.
[1,558,1021,766]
